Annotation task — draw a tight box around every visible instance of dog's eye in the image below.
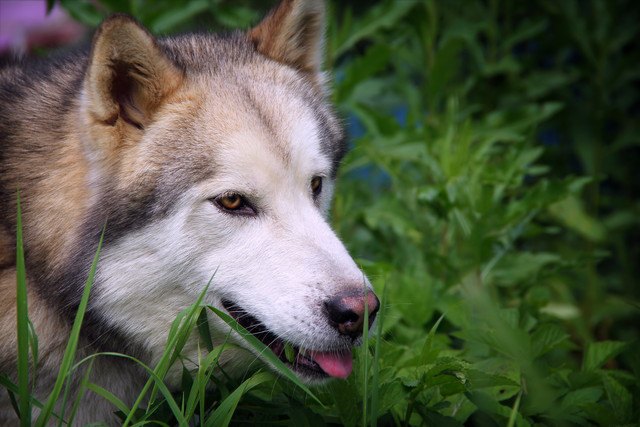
[214,193,255,215]
[219,193,242,209]
[311,176,323,198]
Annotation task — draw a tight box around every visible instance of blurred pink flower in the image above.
[0,0,86,54]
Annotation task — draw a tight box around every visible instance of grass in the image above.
[15,192,30,427]
[5,213,329,425]
[35,227,104,427]
[5,229,326,425]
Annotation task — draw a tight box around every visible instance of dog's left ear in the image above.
[249,0,326,76]
[83,15,183,136]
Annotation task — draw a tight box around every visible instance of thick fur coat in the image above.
[0,1,378,424]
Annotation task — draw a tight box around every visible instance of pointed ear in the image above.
[249,0,326,75]
[84,14,182,132]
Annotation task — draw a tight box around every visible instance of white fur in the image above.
[94,83,371,384]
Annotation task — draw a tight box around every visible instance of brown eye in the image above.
[311,176,323,198]
[213,192,256,216]
[219,193,242,210]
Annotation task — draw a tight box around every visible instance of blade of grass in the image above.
[57,365,74,426]
[15,191,31,426]
[124,277,214,426]
[206,306,324,406]
[183,347,203,422]
[370,281,389,427]
[8,389,19,417]
[65,358,95,426]
[361,281,369,427]
[197,309,214,352]
[35,226,105,427]
[71,352,188,426]
[144,306,192,410]
[507,391,523,427]
[27,319,38,387]
[204,371,273,427]
[202,330,235,422]
[420,313,446,361]
[184,339,233,420]
[0,375,63,422]
[123,306,192,425]
[85,383,131,418]
[148,272,216,408]
[58,345,96,425]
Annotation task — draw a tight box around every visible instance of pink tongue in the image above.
[309,349,353,379]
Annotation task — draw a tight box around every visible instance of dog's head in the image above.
[80,0,378,382]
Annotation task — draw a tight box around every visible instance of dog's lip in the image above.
[220,299,352,379]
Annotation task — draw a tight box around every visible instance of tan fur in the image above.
[0,227,14,268]
[24,132,90,274]
[250,0,325,75]
[0,270,70,369]
[86,16,183,126]
[83,14,185,176]
[0,270,71,426]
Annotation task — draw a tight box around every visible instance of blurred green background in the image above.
[22,0,640,425]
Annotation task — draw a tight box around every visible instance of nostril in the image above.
[324,299,359,325]
[324,289,380,338]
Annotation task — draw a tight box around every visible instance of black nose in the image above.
[324,289,380,338]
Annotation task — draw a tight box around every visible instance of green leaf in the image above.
[602,374,632,422]
[549,195,606,242]
[150,0,209,33]
[466,390,530,426]
[284,342,295,364]
[213,5,259,28]
[539,303,581,320]
[560,387,603,412]
[466,369,519,390]
[531,323,569,358]
[59,0,104,26]
[490,252,561,287]
[582,341,627,371]
[333,1,417,58]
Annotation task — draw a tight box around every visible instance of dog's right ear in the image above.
[83,15,182,146]
[249,0,326,76]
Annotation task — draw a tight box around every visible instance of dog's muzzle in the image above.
[221,288,379,380]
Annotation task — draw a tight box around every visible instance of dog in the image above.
[0,0,379,424]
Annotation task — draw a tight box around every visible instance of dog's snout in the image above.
[324,290,380,338]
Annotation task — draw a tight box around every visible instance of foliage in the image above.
[48,0,270,33]
[6,0,639,425]
[328,1,640,425]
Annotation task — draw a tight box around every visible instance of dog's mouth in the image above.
[221,299,352,380]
